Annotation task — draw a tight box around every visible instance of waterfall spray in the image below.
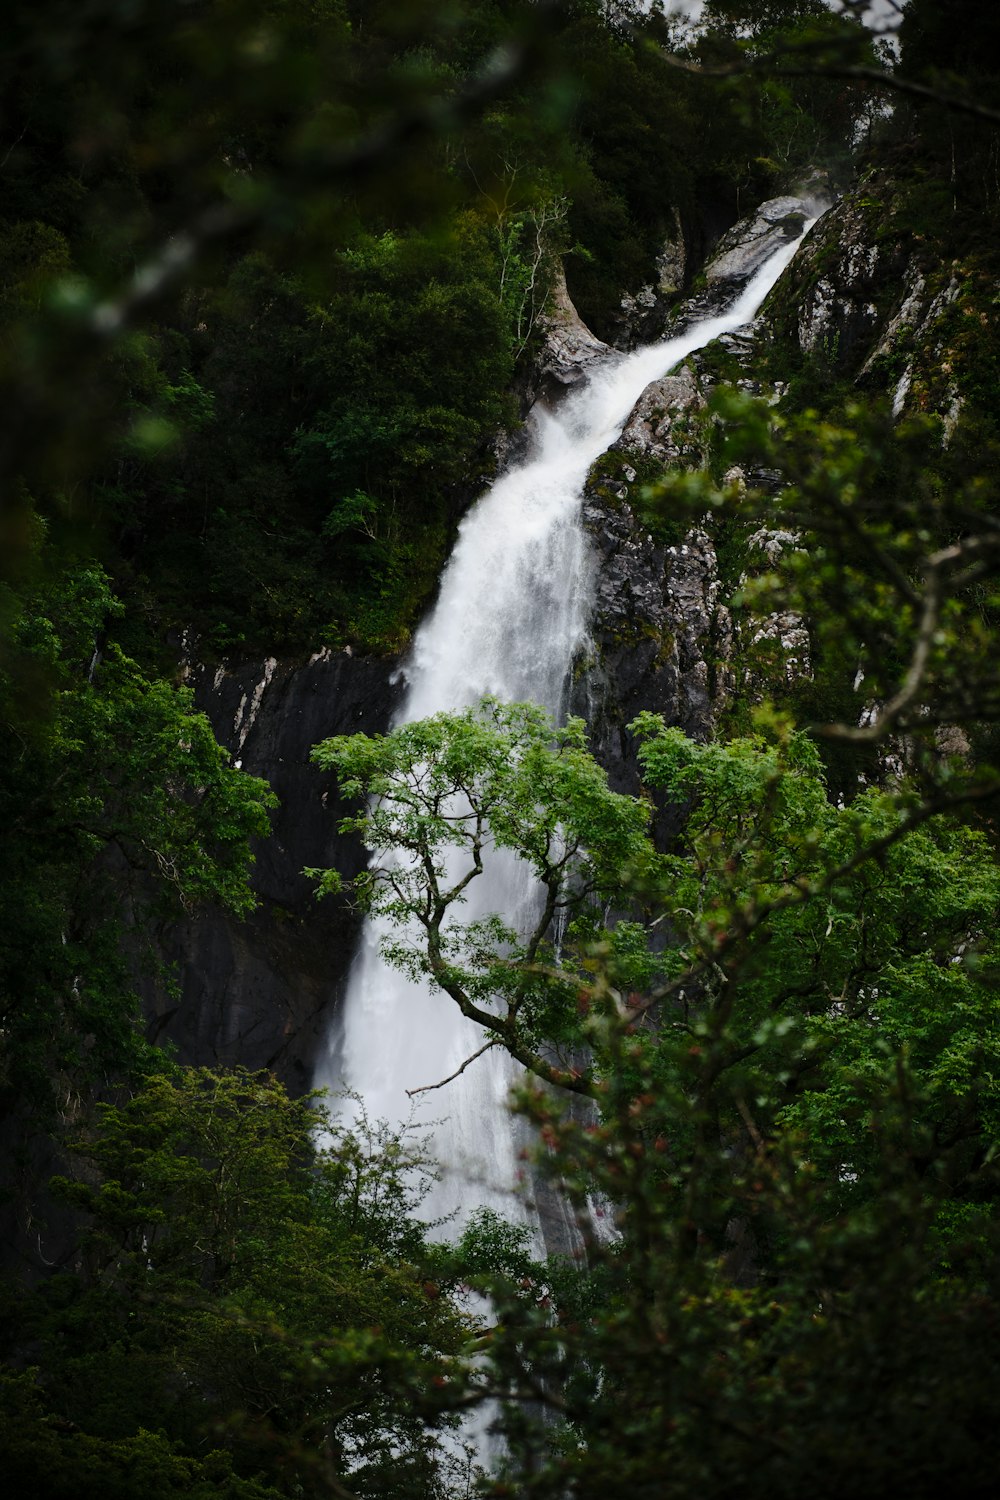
[314,220,816,1247]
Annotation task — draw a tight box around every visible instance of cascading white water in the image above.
[314,222,814,1242]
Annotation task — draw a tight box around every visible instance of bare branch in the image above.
[426,935,596,1099]
[405,1039,498,1098]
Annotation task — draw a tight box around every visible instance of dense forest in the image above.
[3,1,1000,1496]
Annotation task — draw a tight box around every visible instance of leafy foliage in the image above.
[310,699,654,1082]
[0,0,866,655]
[310,698,1000,1496]
[3,1070,476,1500]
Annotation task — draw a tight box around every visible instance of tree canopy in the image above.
[311,697,1000,1496]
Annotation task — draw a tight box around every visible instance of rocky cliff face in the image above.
[607,209,688,350]
[578,483,729,797]
[599,193,822,352]
[575,196,816,797]
[535,262,613,394]
[704,197,813,293]
[575,173,985,795]
[144,648,403,1090]
[761,175,978,433]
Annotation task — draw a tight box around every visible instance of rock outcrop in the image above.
[705,196,812,288]
[787,194,886,368]
[536,262,613,392]
[580,471,729,798]
[859,259,964,433]
[578,346,721,796]
[600,196,815,351]
[576,200,806,783]
[758,181,966,422]
[577,194,835,788]
[616,365,707,465]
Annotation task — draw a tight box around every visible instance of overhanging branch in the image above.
[405,1039,498,1098]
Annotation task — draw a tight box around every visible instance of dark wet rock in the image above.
[753,180,972,438]
[859,260,963,431]
[760,189,901,377]
[143,647,403,1092]
[616,366,707,464]
[575,198,830,786]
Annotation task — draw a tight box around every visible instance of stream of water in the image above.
[314,222,814,1247]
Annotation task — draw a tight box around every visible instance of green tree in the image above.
[3,1069,477,1500]
[310,698,655,1091]
[310,697,1000,1496]
[0,1374,281,1500]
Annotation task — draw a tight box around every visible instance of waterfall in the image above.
[314,222,814,1243]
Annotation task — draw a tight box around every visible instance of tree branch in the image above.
[405,1039,499,1098]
